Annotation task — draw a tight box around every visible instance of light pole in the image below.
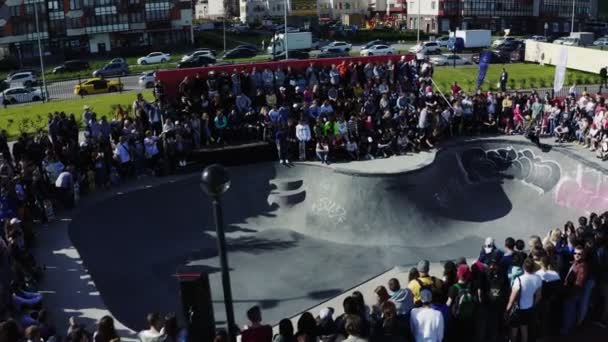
[190,0,195,45]
[223,17,227,53]
[284,0,288,60]
[544,22,548,38]
[571,0,575,33]
[200,164,235,342]
[33,1,47,102]
[417,0,421,43]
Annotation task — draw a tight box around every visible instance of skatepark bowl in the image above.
[69,139,607,331]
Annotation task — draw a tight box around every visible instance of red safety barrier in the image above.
[156,54,415,99]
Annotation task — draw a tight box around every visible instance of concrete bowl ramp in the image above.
[68,139,607,331]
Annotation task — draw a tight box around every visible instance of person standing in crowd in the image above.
[410,289,444,342]
[561,245,589,335]
[500,68,509,92]
[408,260,444,306]
[138,313,164,342]
[242,306,272,342]
[506,258,542,342]
[295,119,311,161]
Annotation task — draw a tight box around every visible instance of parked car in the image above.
[274,25,299,33]
[552,36,569,45]
[227,24,249,33]
[74,78,123,95]
[360,44,395,56]
[271,50,310,60]
[177,55,217,68]
[361,40,391,50]
[510,48,525,62]
[471,51,510,64]
[529,35,548,42]
[234,44,258,52]
[561,37,580,46]
[315,48,349,58]
[408,41,441,55]
[222,48,257,59]
[138,71,156,88]
[321,41,352,52]
[181,50,216,62]
[593,37,608,46]
[496,40,525,52]
[312,38,331,50]
[92,62,129,77]
[435,36,451,47]
[7,69,40,78]
[429,54,471,66]
[7,72,36,87]
[110,58,127,66]
[0,87,45,105]
[137,52,171,65]
[492,36,516,47]
[52,60,90,74]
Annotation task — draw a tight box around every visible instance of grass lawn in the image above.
[0,91,153,138]
[433,63,600,93]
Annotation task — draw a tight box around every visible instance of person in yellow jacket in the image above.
[408,260,444,306]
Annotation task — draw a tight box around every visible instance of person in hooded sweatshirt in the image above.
[387,278,414,318]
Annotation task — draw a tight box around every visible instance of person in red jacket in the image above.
[241,306,272,342]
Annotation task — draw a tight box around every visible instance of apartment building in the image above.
[0,0,195,61]
[406,0,597,35]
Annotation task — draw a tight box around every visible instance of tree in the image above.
[223,0,237,18]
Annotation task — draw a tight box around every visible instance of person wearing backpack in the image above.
[407,260,444,307]
[481,257,509,342]
[446,265,475,341]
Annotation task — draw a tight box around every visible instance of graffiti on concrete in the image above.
[310,197,347,224]
[555,164,608,213]
[459,146,561,193]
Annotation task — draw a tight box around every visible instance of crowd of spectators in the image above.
[0,55,606,342]
[232,216,608,342]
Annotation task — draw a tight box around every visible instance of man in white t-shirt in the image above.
[507,258,542,342]
[410,289,444,342]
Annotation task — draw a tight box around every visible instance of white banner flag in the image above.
[553,46,568,93]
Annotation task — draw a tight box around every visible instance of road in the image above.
[41,43,477,101]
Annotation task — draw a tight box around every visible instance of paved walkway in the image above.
[34,134,608,339]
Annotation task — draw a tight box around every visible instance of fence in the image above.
[156,54,416,100]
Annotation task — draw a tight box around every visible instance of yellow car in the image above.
[74,78,124,95]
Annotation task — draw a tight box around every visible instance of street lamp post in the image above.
[200,164,235,342]
[571,0,576,33]
[417,0,421,43]
[544,22,548,38]
[284,0,288,60]
[33,1,47,102]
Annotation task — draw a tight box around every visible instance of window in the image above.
[67,18,83,29]
[69,0,82,10]
[47,1,60,10]
[145,1,171,21]
[130,11,144,23]
[9,6,20,17]
[431,1,435,10]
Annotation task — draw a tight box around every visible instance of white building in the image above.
[239,0,371,23]
[318,0,368,19]
[405,0,440,33]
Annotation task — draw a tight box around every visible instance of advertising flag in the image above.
[554,46,568,93]
[477,51,492,89]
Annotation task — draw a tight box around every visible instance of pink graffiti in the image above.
[555,165,608,213]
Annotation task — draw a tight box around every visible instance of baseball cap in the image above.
[9,218,21,225]
[420,289,432,304]
[417,260,430,274]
